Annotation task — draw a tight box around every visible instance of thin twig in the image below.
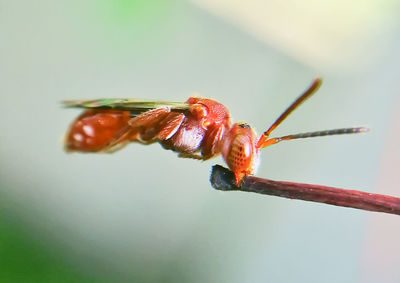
[210,165,400,216]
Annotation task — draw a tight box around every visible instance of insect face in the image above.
[221,122,260,184]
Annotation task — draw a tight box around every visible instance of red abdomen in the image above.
[65,110,131,152]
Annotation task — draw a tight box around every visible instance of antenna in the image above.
[256,78,368,149]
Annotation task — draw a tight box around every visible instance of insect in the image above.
[64,78,367,184]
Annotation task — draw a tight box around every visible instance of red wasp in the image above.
[64,78,367,184]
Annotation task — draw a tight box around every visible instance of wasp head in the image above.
[221,122,260,185]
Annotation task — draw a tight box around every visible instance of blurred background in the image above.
[0,0,399,282]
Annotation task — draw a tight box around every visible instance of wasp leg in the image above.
[156,112,185,140]
[178,152,207,160]
[102,136,130,153]
[201,124,225,160]
[103,107,171,153]
[177,125,225,161]
[176,124,226,160]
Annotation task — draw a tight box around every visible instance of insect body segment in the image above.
[66,110,132,152]
[220,122,260,184]
[162,97,232,158]
[65,97,232,160]
[64,78,368,185]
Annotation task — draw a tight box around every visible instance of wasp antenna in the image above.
[257,78,323,148]
[258,126,369,148]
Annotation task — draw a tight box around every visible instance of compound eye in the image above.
[232,135,252,158]
[226,134,253,172]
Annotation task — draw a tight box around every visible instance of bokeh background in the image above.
[1,0,399,282]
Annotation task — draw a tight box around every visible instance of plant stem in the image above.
[210,165,400,216]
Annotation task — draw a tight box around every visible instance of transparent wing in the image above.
[62,98,190,113]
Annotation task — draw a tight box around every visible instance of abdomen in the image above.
[65,110,131,152]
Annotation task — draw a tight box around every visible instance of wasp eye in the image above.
[238,123,250,129]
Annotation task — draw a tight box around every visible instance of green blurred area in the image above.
[0,203,93,282]
[102,0,173,24]
[80,0,180,58]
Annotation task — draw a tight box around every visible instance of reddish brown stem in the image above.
[210,165,400,216]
